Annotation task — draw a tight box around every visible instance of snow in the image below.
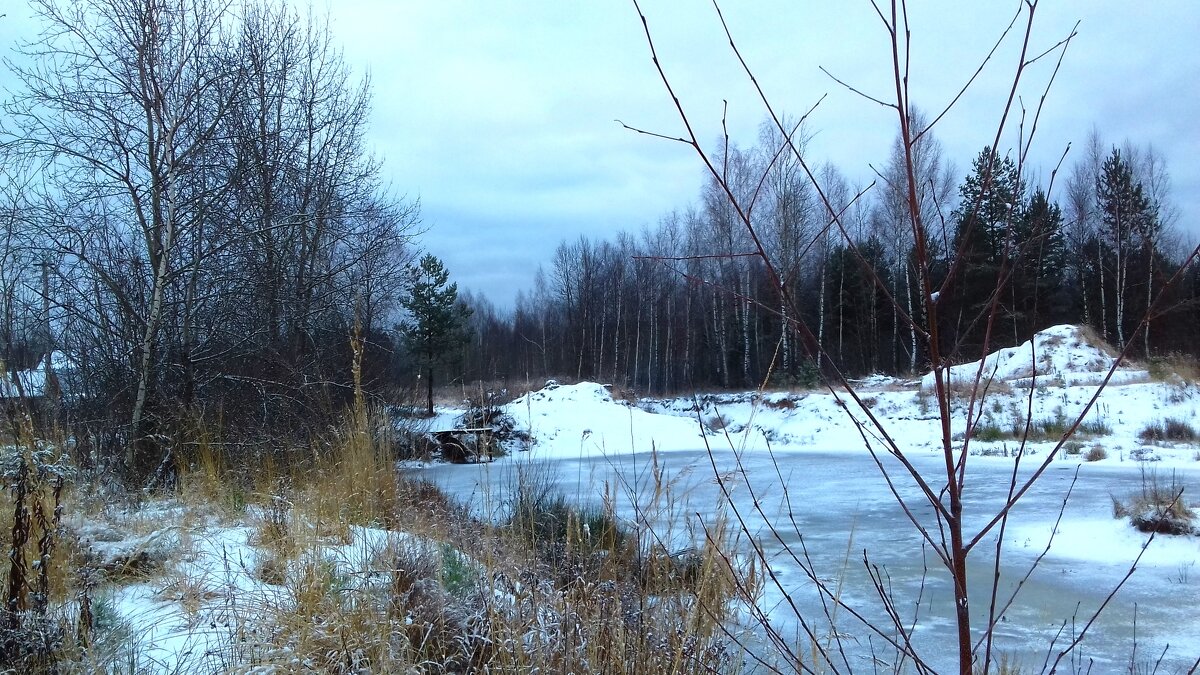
[498,324,1199,468]
[449,323,1200,667]
[0,368,47,398]
[0,351,74,397]
[504,380,708,458]
[40,325,1200,671]
[919,323,1140,390]
[1010,515,1200,567]
[72,503,467,672]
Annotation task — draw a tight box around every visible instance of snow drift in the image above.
[919,324,1139,390]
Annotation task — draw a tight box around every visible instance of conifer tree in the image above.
[1013,189,1069,338]
[400,254,471,416]
[946,147,1024,356]
[1096,148,1157,349]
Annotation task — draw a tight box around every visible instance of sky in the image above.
[2,1,1198,309]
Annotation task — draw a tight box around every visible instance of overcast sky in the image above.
[3,1,1198,308]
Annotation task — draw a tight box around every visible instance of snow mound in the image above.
[505,381,707,459]
[921,324,1141,391]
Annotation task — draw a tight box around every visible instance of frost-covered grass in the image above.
[2,403,742,673]
[1112,468,1198,535]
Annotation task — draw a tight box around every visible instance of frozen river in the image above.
[413,448,1200,672]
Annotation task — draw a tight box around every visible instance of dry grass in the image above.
[3,343,741,672]
[1112,469,1196,535]
[1139,417,1199,444]
[226,418,742,673]
[1146,353,1200,384]
[1076,324,1121,359]
[762,395,797,411]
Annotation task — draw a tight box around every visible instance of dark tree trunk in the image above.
[426,365,434,417]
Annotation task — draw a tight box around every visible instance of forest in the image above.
[460,119,1198,395]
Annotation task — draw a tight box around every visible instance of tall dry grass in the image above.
[1,330,745,672]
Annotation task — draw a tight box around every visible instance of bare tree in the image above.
[872,108,955,374]
[621,1,1200,673]
[1,0,417,477]
[3,0,239,475]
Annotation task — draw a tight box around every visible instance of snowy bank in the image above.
[496,325,1199,467]
[502,380,710,459]
[918,324,1142,390]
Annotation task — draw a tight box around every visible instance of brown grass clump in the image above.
[1138,418,1199,444]
[1112,469,1196,535]
[1147,353,1200,384]
[762,396,797,411]
[1076,323,1121,359]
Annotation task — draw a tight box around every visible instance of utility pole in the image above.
[38,259,51,376]
[37,259,61,423]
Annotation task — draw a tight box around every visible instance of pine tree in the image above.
[824,237,892,374]
[1013,189,1070,338]
[1096,148,1158,349]
[400,254,472,416]
[946,147,1025,357]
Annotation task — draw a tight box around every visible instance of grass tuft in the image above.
[1139,417,1199,444]
[1112,469,1196,535]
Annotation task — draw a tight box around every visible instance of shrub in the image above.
[1033,409,1071,438]
[1139,417,1199,444]
[1078,417,1113,437]
[1147,353,1200,383]
[973,422,1006,442]
[768,362,819,389]
[1084,446,1107,462]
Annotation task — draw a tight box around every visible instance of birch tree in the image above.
[3,0,238,476]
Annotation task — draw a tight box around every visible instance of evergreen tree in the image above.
[400,254,472,416]
[1013,189,1070,338]
[824,237,892,375]
[1096,148,1158,349]
[946,147,1025,357]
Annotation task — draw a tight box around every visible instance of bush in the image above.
[1147,354,1200,383]
[1078,417,1113,437]
[973,422,1006,442]
[1139,417,1199,444]
[1084,445,1108,462]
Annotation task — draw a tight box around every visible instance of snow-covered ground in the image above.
[502,324,1199,468]
[42,325,1200,672]
[68,503,477,672]
[410,324,1200,670]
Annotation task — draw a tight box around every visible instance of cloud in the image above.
[3,0,1197,304]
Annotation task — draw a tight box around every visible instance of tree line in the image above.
[460,117,1197,394]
